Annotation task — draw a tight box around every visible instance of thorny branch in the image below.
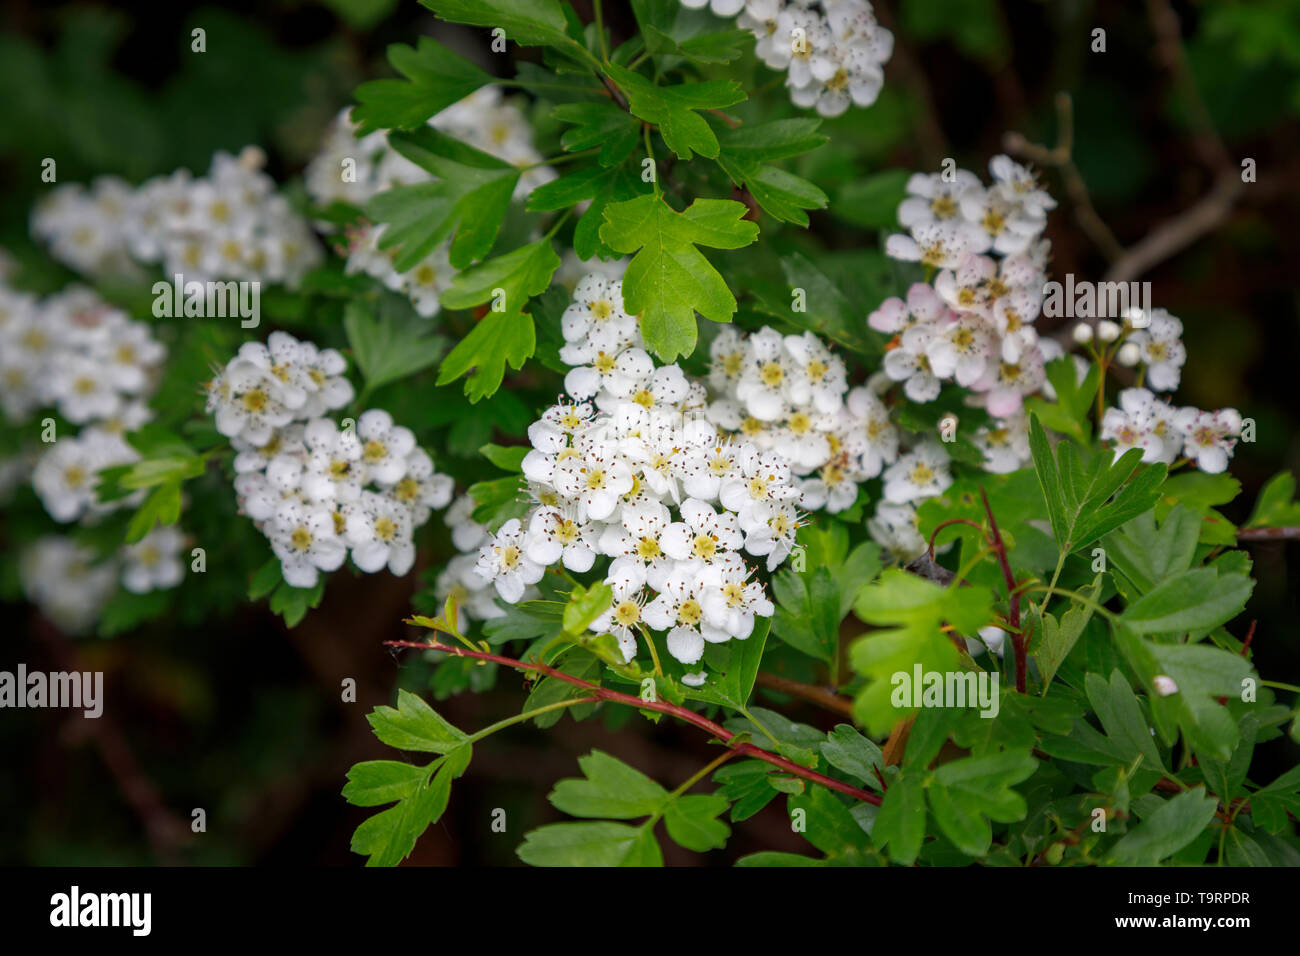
[386,635,884,806]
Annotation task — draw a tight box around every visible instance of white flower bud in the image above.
[1116,342,1141,367]
[1097,320,1121,343]
[1072,322,1093,344]
[1153,675,1178,697]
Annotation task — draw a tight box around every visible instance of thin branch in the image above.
[386,636,883,806]
[1003,92,1125,262]
[1237,526,1300,542]
[980,486,1027,693]
[755,672,855,718]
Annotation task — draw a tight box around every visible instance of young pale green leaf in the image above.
[1107,787,1219,865]
[351,37,492,134]
[366,689,470,754]
[605,63,745,160]
[1245,471,1300,527]
[562,581,613,636]
[599,194,758,360]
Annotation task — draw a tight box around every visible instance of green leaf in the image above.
[1108,787,1219,865]
[342,760,431,807]
[551,102,640,167]
[517,821,663,866]
[479,443,529,472]
[527,163,646,260]
[417,0,577,49]
[349,746,472,866]
[716,123,828,225]
[343,299,446,392]
[1103,506,1200,595]
[124,480,182,543]
[562,581,614,636]
[467,473,528,528]
[1032,581,1096,690]
[771,566,839,661]
[664,794,731,852]
[1246,471,1300,527]
[820,724,885,789]
[927,750,1037,857]
[1027,414,1167,553]
[1120,567,1254,635]
[351,36,492,134]
[366,689,470,754]
[599,194,758,360]
[368,127,519,271]
[605,62,746,160]
[830,168,909,229]
[549,750,668,819]
[684,617,770,710]
[266,578,325,628]
[874,771,926,864]
[850,570,992,735]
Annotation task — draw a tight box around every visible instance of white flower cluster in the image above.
[19,527,187,634]
[0,284,162,530]
[207,331,453,588]
[690,0,893,117]
[0,277,188,613]
[307,89,555,320]
[1100,386,1242,474]
[31,147,322,287]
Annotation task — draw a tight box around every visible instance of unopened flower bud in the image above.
[1097,320,1121,343]
[1072,322,1093,345]
[1116,342,1141,367]
[1153,675,1178,697]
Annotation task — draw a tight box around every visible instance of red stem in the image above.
[980,486,1026,693]
[386,637,882,806]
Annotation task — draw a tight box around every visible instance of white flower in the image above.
[642,570,709,665]
[347,489,417,577]
[20,536,117,634]
[966,625,1007,658]
[868,501,926,563]
[552,444,634,522]
[698,554,774,641]
[270,500,349,588]
[526,505,598,573]
[883,322,943,402]
[661,497,744,565]
[591,557,649,662]
[883,442,952,503]
[899,168,983,228]
[1127,308,1186,392]
[120,526,186,594]
[356,409,417,485]
[743,500,803,571]
[473,517,545,602]
[1174,407,1241,474]
[302,417,365,502]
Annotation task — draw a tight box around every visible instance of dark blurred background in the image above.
[1,0,1298,865]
